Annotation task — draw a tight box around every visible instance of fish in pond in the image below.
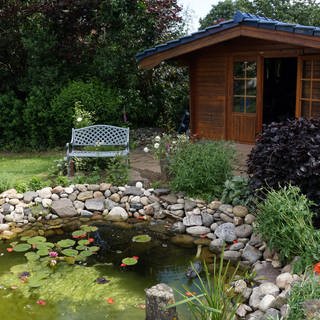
[91,230,109,257]
[185,261,203,279]
[95,277,110,284]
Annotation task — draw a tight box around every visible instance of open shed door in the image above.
[296,56,320,118]
[228,57,262,143]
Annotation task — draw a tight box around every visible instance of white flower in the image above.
[154,143,160,149]
[172,140,177,144]
[155,136,161,142]
[76,117,83,122]
[143,147,149,153]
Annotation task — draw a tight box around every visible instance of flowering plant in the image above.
[144,133,189,160]
[74,101,94,128]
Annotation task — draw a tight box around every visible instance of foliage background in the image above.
[0,0,188,150]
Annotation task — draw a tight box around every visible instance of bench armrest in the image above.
[66,142,72,157]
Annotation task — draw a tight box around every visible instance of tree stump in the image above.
[145,283,178,320]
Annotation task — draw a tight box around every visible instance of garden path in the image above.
[129,143,253,184]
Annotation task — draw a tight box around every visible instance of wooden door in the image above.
[296,55,320,119]
[228,57,262,143]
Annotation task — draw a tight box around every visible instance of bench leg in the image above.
[67,157,75,177]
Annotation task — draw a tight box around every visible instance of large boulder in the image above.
[51,199,77,217]
[214,222,237,242]
[85,199,104,211]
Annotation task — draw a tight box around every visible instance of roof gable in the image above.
[137,11,320,69]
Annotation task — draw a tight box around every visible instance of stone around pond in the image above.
[160,194,177,205]
[235,224,253,238]
[51,199,78,217]
[214,222,237,242]
[85,199,104,211]
[123,187,143,196]
[242,244,262,264]
[303,299,320,320]
[23,191,38,203]
[233,205,248,217]
[38,187,52,199]
[105,206,128,222]
[153,189,170,197]
[170,234,195,248]
[223,250,241,262]
[186,226,210,236]
[77,191,93,201]
[171,222,186,234]
[209,239,225,253]
[183,214,202,227]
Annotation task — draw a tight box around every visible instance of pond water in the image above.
[0,224,200,320]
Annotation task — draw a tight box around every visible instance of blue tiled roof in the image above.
[136,11,320,63]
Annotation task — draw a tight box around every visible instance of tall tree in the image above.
[200,0,320,29]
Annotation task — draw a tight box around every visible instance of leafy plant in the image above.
[221,176,255,207]
[27,176,45,191]
[288,274,320,320]
[169,141,235,201]
[247,118,320,208]
[168,254,240,320]
[132,235,151,243]
[0,175,12,193]
[255,185,320,272]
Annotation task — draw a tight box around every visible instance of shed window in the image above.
[300,57,320,118]
[233,61,257,113]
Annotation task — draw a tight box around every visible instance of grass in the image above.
[0,152,62,187]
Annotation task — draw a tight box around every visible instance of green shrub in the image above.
[221,176,255,208]
[288,275,320,320]
[255,185,320,271]
[50,80,122,146]
[169,141,235,200]
[27,176,46,191]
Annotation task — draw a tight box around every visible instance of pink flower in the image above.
[49,251,58,258]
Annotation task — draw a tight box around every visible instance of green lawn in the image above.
[0,152,63,187]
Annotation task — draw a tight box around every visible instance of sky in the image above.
[178,0,220,31]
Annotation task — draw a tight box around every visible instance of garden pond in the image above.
[0,223,208,320]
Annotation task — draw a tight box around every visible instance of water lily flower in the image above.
[36,299,46,306]
[314,262,320,274]
[106,298,115,304]
[77,117,83,122]
[88,238,94,243]
[143,147,149,153]
[49,260,57,267]
[6,248,13,253]
[120,263,127,267]
[132,256,139,260]
[155,136,161,142]
[49,251,58,258]
[154,143,160,149]
[185,291,196,297]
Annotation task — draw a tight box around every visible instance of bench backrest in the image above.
[71,125,129,146]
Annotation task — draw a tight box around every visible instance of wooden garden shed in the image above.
[136,11,320,143]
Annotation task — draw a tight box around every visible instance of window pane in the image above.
[312,80,320,100]
[234,80,245,95]
[311,101,320,119]
[245,98,256,113]
[233,97,244,112]
[246,79,257,96]
[234,62,244,78]
[302,80,311,99]
[313,60,320,79]
[301,100,310,118]
[303,60,312,78]
[246,62,257,78]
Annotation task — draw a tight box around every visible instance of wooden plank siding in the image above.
[190,54,227,139]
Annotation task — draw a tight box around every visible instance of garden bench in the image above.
[66,125,130,176]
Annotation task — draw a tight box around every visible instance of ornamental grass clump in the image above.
[169,141,235,200]
[256,185,320,272]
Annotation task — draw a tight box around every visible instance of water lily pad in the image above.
[28,278,45,288]
[64,256,76,265]
[20,236,30,242]
[122,257,138,266]
[132,235,151,243]
[78,239,89,246]
[72,230,87,238]
[35,242,54,250]
[80,225,98,232]
[25,252,40,261]
[37,248,49,256]
[76,245,87,251]
[79,250,94,257]
[57,239,75,248]
[61,249,78,257]
[88,246,100,252]
[13,243,31,252]
[27,236,47,245]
